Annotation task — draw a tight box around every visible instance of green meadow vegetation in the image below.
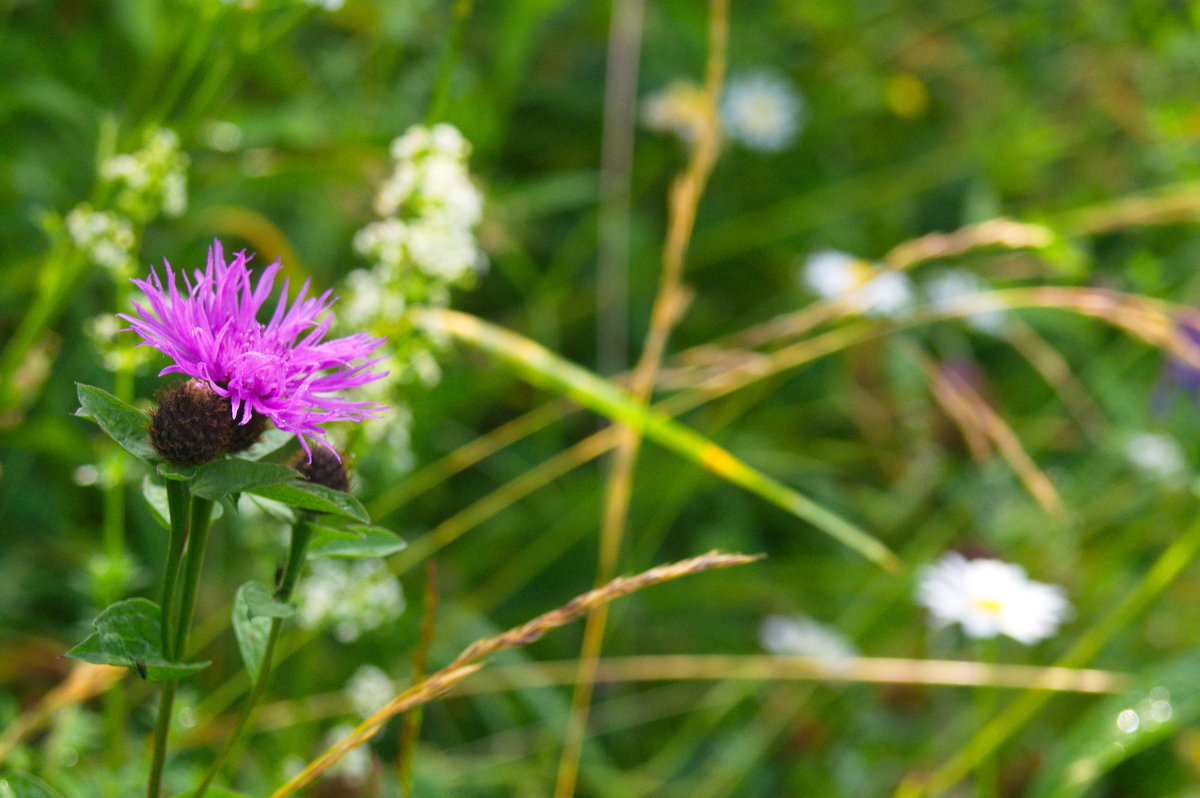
[5,1,1200,796]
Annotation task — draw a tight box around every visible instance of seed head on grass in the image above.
[270,550,764,797]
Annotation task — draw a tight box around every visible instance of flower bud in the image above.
[228,411,269,453]
[291,447,351,493]
[148,379,233,465]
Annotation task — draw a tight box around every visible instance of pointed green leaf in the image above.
[190,459,297,502]
[232,581,293,679]
[142,477,221,530]
[1027,650,1200,798]
[236,428,294,461]
[247,480,369,522]
[0,772,67,798]
[74,383,156,463]
[65,598,209,681]
[307,523,407,560]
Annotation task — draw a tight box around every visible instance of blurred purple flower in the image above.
[122,240,386,456]
[1167,315,1200,394]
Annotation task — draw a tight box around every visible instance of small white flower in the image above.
[925,270,1006,333]
[801,249,912,318]
[65,206,136,275]
[1126,432,1187,480]
[917,553,1070,644]
[720,72,804,152]
[346,665,394,719]
[297,559,405,642]
[759,614,857,668]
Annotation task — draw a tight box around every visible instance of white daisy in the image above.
[916,553,1070,644]
[720,72,804,152]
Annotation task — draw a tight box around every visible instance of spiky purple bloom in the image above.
[122,240,386,456]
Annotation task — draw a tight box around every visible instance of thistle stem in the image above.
[146,487,209,798]
[191,513,315,798]
[173,497,215,661]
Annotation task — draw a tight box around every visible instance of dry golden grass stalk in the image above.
[270,550,761,797]
[457,655,1126,695]
[883,218,1054,272]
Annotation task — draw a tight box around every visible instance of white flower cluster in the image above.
[65,206,135,276]
[296,559,405,643]
[99,127,189,221]
[345,664,394,719]
[65,127,188,280]
[351,123,485,309]
[83,313,151,372]
[916,552,1070,644]
[320,724,372,786]
[720,72,805,152]
[801,249,914,318]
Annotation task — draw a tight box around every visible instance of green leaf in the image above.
[190,459,297,502]
[232,581,293,679]
[411,308,900,571]
[157,462,196,481]
[74,383,156,463]
[0,772,67,798]
[65,598,209,681]
[248,480,369,522]
[308,523,407,559]
[142,477,222,530]
[1027,650,1200,798]
[236,428,294,461]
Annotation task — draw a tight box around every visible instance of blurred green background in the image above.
[7,0,1200,796]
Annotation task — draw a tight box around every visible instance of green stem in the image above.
[161,481,191,657]
[146,483,201,798]
[191,513,316,797]
[173,497,215,661]
[146,681,178,798]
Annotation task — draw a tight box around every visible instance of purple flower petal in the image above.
[121,240,387,455]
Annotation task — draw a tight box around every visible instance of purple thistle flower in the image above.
[122,240,387,457]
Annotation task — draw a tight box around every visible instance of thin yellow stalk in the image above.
[460,655,1126,695]
[270,551,761,797]
[557,3,729,790]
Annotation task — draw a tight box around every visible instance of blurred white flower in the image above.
[99,127,189,221]
[66,206,136,275]
[642,80,709,144]
[801,249,913,318]
[346,665,394,719]
[321,724,371,786]
[297,559,405,643]
[917,553,1070,644]
[720,72,804,152]
[924,270,1006,334]
[759,614,857,666]
[1126,432,1187,480]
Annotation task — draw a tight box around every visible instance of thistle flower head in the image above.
[122,240,387,456]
